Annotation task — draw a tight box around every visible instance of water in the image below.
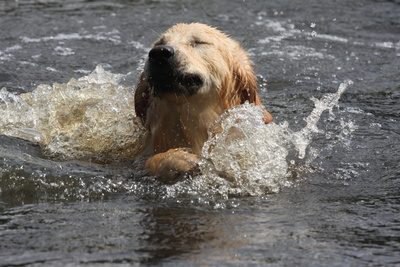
[1,0,399,265]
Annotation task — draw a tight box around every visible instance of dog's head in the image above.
[135,23,264,123]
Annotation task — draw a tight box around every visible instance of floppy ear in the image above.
[233,52,274,123]
[134,72,151,125]
[234,56,258,105]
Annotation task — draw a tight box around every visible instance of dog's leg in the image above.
[145,148,200,183]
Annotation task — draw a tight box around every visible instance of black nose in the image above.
[148,45,174,61]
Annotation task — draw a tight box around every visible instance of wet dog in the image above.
[134,23,273,182]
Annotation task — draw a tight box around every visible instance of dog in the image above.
[134,23,273,182]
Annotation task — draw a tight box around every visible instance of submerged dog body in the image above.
[134,23,272,181]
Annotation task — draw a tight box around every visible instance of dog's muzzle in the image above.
[145,45,203,97]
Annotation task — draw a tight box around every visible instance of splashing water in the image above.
[291,81,353,160]
[0,65,147,163]
[164,83,353,199]
[171,80,353,198]
[0,66,353,199]
[198,104,292,196]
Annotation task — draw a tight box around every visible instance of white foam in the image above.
[260,45,331,60]
[54,46,75,56]
[128,40,150,52]
[314,34,349,43]
[21,31,122,45]
[374,42,396,49]
[5,44,22,52]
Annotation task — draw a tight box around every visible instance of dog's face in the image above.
[143,23,254,104]
[135,23,270,127]
[134,23,272,156]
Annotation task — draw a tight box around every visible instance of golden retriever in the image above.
[135,23,273,182]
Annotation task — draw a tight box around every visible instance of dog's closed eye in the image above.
[190,38,210,47]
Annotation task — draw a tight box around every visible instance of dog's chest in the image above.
[148,102,222,154]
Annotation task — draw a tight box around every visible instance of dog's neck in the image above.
[146,93,224,155]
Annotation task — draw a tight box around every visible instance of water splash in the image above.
[0,66,353,201]
[1,65,147,163]
[291,80,353,159]
[174,81,353,198]
[198,104,291,196]
[164,81,353,199]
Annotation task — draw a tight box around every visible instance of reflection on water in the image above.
[0,198,248,265]
[138,205,242,264]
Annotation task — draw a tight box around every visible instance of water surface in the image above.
[1,0,399,266]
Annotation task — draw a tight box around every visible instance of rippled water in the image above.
[1,0,399,266]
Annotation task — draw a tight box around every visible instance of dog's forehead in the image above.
[162,23,224,42]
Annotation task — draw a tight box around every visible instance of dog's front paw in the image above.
[145,148,201,183]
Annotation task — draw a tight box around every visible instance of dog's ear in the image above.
[135,72,151,125]
[233,52,273,123]
[234,56,258,105]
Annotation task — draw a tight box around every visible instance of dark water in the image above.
[1,0,400,266]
